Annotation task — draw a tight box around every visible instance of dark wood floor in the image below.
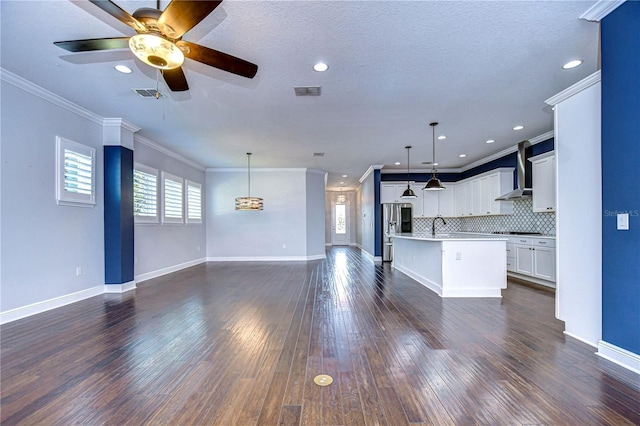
[2,247,639,425]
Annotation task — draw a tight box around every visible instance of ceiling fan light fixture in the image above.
[129,33,184,70]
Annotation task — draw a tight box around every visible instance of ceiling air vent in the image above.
[133,88,163,98]
[294,86,321,96]
[313,152,325,157]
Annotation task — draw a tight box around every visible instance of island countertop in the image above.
[391,232,509,242]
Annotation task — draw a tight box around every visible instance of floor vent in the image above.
[294,86,321,96]
[133,89,163,98]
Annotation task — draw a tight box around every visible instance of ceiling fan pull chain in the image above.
[156,69,161,99]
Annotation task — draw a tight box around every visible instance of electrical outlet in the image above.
[617,213,629,230]
[282,244,286,249]
[456,252,462,260]
[75,267,82,276]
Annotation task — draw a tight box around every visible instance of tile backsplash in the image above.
[413,198,556,236]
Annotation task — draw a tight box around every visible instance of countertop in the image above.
[391,233,509,242]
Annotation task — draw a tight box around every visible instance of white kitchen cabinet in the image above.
[457,168,514,217]
[380,183,423,216]
[380,183,403,203]
[506,243,516,272]
[530,152,556,212]
[438,183,456,217]
[455,181,469,217]
[411,184,424,217]
[511,236,556,285]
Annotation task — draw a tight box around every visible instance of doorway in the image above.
[331,200,350,246]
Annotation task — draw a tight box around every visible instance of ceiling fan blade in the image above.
[178,41,258,79]
[158,1,222,39]
[162,67,189,92]
[88,0,146,32]
[54,37,130,52]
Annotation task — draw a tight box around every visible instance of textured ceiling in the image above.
[1,1,599,189]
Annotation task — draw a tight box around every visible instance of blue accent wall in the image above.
[601,1,640,355]
[374,169,382,257]
[104,146,134,284]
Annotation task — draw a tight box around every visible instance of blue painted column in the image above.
[104,146,134,285]
[102,118,140,292]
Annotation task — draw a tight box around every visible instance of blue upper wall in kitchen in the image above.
[601,1,640,355]
[382,138,554,190]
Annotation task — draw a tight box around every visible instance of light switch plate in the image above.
[617,213,629,230]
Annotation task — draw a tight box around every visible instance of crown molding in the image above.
[1,67,103,125]
[545,70,601,106]
[580,0,626,22]
[359,165,384,183]
[135,135,205,171]
[207,167,314,173]
[103,117,141,133]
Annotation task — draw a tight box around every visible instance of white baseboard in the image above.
[0,285,104,325]
[135,258,206,283]
[207,255,325,262]
[597,340,640,375]
[104,280,137,293]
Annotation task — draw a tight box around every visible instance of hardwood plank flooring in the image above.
[2,247,639,425]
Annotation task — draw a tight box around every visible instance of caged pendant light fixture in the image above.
[235,153,263,210]
[401,146,417,198]
[423,122,446,191]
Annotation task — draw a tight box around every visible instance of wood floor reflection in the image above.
[1,247,639,425]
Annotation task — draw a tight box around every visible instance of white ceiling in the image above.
[1,0,599,189]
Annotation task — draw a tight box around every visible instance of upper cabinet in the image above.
[530,152,556,212]
[381,168,513,218]
[455,168,514,217]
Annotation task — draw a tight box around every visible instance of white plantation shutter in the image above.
[133,164,158,222]
[186,180,202,223]
[162,172,183,223]
[56,137,96,206]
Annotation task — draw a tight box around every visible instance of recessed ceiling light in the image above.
[459,154,466,158]
[395,162,401,165]
[486,139,495,144]
[513,125,524,131]
[340,181,344,184]
[114,64,132,74]
[342,174,347,178]
[433,162,439,166]
[563,59,583,69]
[437,135,446,140]
[313,62,329,72]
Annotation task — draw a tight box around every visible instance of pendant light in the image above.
[401,146,417,198]
[423,122,446,191]
[235,153,263,210]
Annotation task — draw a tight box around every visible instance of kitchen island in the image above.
[392,233,508,298]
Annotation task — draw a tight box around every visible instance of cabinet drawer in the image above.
[533,238,555,248]
[513,237,532,245]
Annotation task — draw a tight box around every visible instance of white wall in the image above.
[1,79,105,312]
[206,168,325,260]
[550,76,602,346]
[133,140,207,281]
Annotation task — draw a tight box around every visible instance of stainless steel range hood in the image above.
[495,140,532,201]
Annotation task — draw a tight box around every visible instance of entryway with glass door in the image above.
[331,200,350,246]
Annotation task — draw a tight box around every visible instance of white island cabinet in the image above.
[392,234,508,297]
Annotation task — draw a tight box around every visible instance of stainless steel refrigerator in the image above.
[382,203,412,261]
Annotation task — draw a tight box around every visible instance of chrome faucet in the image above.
[432,216,446,236]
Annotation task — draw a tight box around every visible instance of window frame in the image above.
[55,136,96,207]
[185,180,203,224]
[133,162,159,224]
[162,171,184,224]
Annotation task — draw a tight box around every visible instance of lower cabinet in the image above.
[511,237,556,285]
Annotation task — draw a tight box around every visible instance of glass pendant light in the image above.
[235,153,263,210]
[401,145,417,198]
[424,122,446,191]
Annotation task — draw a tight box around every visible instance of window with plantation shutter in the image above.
[55,136,96,207]
[133,163,158,223]
[162,172,183,223]
[186,180,202,224]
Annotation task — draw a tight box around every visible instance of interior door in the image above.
[331,201,350,246]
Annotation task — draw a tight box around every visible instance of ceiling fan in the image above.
[54,0,258,92]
